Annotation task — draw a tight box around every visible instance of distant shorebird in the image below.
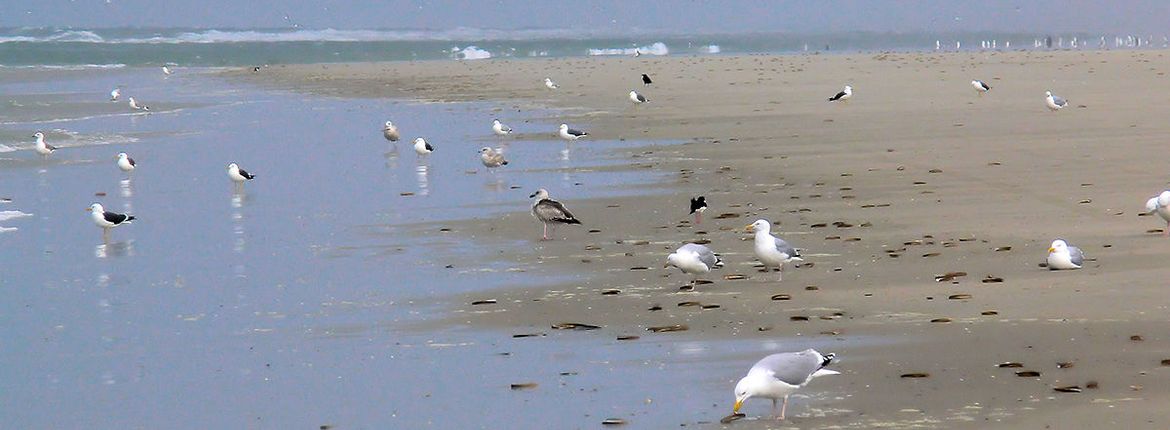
[87,202,134,241]
[116,152,136,173]
[558,124,587,141]
[666,243,723,287]
[227,163,255,185]
[530,188,581,240]
[1145,190,1170,236]
[492,119,513,136]
[128,97,149,111]
[32,131,56,156]
[479,147,508,168]
[827,85,852,102]
[544,78,559,90]
[162,65,173,75]
[733,349,840,420]
[1047,239,1084,270]
[746,219,802,281]
[382,121,400,142]
[413,137,433,156]
[690,196,707,224]
[641,73,653,85]
[1045,90,1067,111]
[971,79,991,94]
[629,90,649,104]
[110,87,121,101]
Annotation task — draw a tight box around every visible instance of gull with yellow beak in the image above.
[87,203,135,241]
[733,349,839,420]
[745,219,802,281]
[1046,239,1084,270]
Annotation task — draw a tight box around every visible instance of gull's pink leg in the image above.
[1164,221,1168,237]
[780,396,788,420]
[542,224,549,241]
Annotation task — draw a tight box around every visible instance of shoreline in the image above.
[226,49,1170,428]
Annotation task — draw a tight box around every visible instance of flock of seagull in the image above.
[22,61,1170,422]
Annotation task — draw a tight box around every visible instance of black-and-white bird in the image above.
[1045,90,1067,111]
[382,121,400,142]
[690,196,707,225]
[87,203,135,240]
[971,79,991,94]
[529,188,581,240]
[641,73,653,85]
[544,78,559,90]
[746,219,803,281]
[117,152,136,173]
[1046,239,1084,270]
[227,163,255,183]
[32,131,56,156]
[733,349,840,420]
[479,147,508,168]
[666,243,723,287]
[558,124,587,141]
[162,65,173,75]
[827,85,852,102]
[629,90,649,104]
[413,137,434,155]
[110,87,121,101]
[492,119,513,136]
[128,97,149,111]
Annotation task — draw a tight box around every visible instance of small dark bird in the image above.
[690,196,707,225]
[642,74,653,86]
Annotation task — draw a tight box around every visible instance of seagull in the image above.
[128,97,149,111]
[413,137,434,156]
[479,147,508,168]
[110,87,121,101]
[544,78,559,90]
[629,90,649,104]
[162,65,173,75]
[252,66,262,72]
[530,188,581,240]
[1045,90,1068,111]
[558,124,587,141]
[116,152,136,173]
[492,119,513,136]
[971,79,991,94]
[382,121,400,142]
[827,85,852,102]
[32,131,56,156]
[746,219,803,281]
[641,73,653,86]
[1144,190,1170,236]
[733,349,839,420]
[227,163,255,184]
[87,202,134,241]
[665,243,723,287]
[1046,239,1084,270]
[690,196,707,225]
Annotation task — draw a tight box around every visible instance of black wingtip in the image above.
[822,352,835,366]
[126,215,137,222]
[501,160,509,165]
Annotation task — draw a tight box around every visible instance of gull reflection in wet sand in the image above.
[415,162,430,196]
[231,190,247,254]
[119,178,134,199]
[95,240,134,259]
[384,145,399,169]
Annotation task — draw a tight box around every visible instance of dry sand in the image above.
[228,50,1170,428]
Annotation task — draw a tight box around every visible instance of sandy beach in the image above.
[229,50,1170,428]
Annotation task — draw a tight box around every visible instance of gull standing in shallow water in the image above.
[32,132,56,156]
[87,203,134,241]
[116,152,136,173]
[492,119,513,136]
[1145,190,1170,236]
[733,349,839,420]
[544,78,559,90]
[382,121,400,142]
[110,87,121,101]
[1045,90,1067,111]
[665,243,722,287]
[227,163,255,189]
[128,97,149,111]
[1047,239,1084,270]
[413,137,433,156]
[746,219,802,281]
[530,188,581,240]
[479,147,508,168]
[558,124,587,141]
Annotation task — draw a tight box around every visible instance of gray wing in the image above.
[1068,246,1085,266]
[534,199,577,223]
[773,236,799,258]
[1053,95,1067,106]
[752,350,825,386]
[679,243,720,268]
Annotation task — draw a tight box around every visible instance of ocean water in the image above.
[0,27,1159,67]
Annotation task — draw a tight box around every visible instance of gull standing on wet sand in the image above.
[558,124,587,141]
[116,152,136,173]
[1046,239,1084,270]
[382,121,400,142]
[544,78,559,90]
[665,243,722,287]
[641,73,653,86]
[629,90,649,104]
[827,85,852,102]
[530,188,581,240]
[128,97,149,111]
[32,132,56,156]
[746,219,803,281]
[1145,190,1170,236]
[733,349,839,420]
[110,87,121,101]
[492,119,513,136]
[1045,90,1067,111]
[971,79,991,94]
[690,196,707,225]
[87,203,134,241]
[479,147,508,168]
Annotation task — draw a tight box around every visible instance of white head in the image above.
[228,162,239,172]
[529,188,549,200]
[1048,239,1069,255]
[414,137,425,145]
[1147,196,1160,212]
[1158,190,1170,207]
[33,131,44,141]
[545,78,553,83]
[559,124,568,131]
[1045,91,1052,97]
[480,146,493,154]
[844,85,852,92]
[746,219,771,234]
[630,90,638,97]
[971,80,978,85]
[733,375,763,413]
[88,203,104,213]
[118,152,128,159]
[384,121,394,129]
[493,119,501,125]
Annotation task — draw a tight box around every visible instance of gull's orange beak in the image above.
[733,399,743,413]
[1048,247,1056,253]
[85,207,92,212]
[743,224,754,232]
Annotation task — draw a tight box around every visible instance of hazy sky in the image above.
[4,0,1169,34]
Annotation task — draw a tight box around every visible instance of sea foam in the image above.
[588,42,668,56]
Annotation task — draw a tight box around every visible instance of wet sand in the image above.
[231,50,1170,428]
